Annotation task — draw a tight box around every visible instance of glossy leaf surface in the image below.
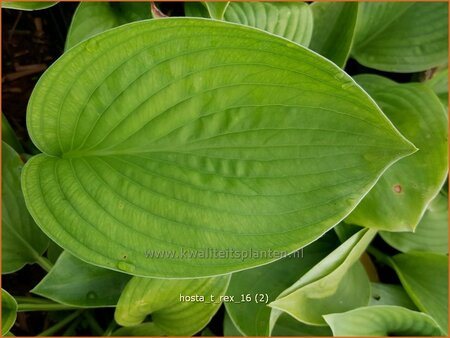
[309,2,358,67]
[270,229,375,325]
[32,251,130,307]
[324,305,443,336]
[2,1,57,10]
[115,275,230,335]
[23,18,415,278]
[2,142,48,273]
[347,75,448,231]
[352,2,448,72]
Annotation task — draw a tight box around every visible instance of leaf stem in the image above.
[37,310,83,336]
[103,320,117,336]
[34,254,53,272]
[366,245,394,268]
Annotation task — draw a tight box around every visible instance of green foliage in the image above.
[2,2,448,336]
[347,75,448,231]
[22,18,414,278]
[352,2,448,72]
[1,289,17,335]
[2,142,49,273]
[2,1,57,10]
[114,275,230,335]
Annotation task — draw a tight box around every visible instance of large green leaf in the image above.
[270,228,375,326]
[352,2,448,72]
[309,2,358,68]
[65,2,152,51]
[324,305,443,336]
[225,232,337,336]
[23,18,415,278]
[2,1,57,10]
[32,251,130,307]
[381,193,448,254]
[115,275,230,336]
[185,2,313,47]
[2,142,48,273]
[347,75,448,231]
[392,252,448,334]
[369,283,417,310]
[2,114,24,154]
[1,289,17,335]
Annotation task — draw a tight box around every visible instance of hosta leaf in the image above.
[65,2,152,51]
[392,252,448,334]
[270,228,375,326]
[309,2,358,67]
[185,2,313,47]
[23,18,415,278]
[2,142,48,273]
[226,232,337,335]
[347,75,448,231]
[271,314,333,337]
[426,67,449,111]
[352,2,448,72]
[32,251,130,307]
[1,289,17,335]
[2,1,57,10]
[223,312,243,336]
[381,193,448,254]
[369,283,417,310]
[114,275,230,335]
[2,114,24,154]
[324,305,443,336]
[202,1,229,20]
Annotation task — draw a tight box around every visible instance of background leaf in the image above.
[309,2,358,67]
[369,283,417,309]
[381,193,448,254]
[425,67,448,111]
[347,75,448,231]
[115,275,230,335]
[352,2,448,72]
[32,251,130,307]
[2,114,24,154]
[185,2,313,47]
[392,252,448,334]
[1,289,17,335]
[65,2,152,50]
[23,18,415,278]
[270,229,375,326]
[2,141,48,273]
[2,1,57,10]
[324,305,443,336]
[225,232,337,335]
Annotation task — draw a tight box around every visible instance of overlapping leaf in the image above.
[2,142,48,273]
[2,1,57,10]
[114,275,230,336]
[324,306,443,336]
[381,193,448,254]
[1,289,17,335]
[392,252,448,334]
[269,229,375,326]
[309,2,358,67]
[225,232,337,335]
[185,2,313,47]
[32,251,130,307]
[23,19,415,278]
[347,75,448,231]
[369,283,417,309]
[352,2,448,72]
[2,114,24,154]
[203,1,229,20]
[425,67,448,111]
[65,2,152,50]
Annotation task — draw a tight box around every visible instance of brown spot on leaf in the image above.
[393,184,402,193]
